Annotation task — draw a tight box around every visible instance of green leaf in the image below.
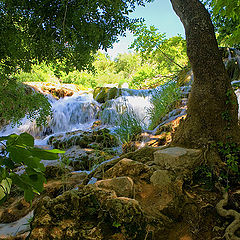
[0,157,15,169]
[5,134,18,146]
[7,145,31,163]
[24,168,46,192]
[10,173,30,190]
[22,156,45,172]
[29,148,65,160]
[24,188,35,203]
[0,178,12,201]
[17,133,34,147]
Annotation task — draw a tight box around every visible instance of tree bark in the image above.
[170,0,240,147]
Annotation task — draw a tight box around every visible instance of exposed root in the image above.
[216,188,240,240]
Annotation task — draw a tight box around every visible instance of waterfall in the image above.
[0,88,153,142]
[100,95,152,127]
[0,93,100,138]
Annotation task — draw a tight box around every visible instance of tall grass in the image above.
[147,81,180,130]
[114,108,144,143]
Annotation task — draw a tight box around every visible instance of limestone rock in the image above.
[154,147,202,173]
[104,158,154,182]
[65,145,115,171]
[95,176,134,198]
[150,170,174,188]
[48,128,118,150]
[29,185,147,240]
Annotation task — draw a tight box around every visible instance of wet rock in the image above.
[48,128,118,150]
[25,82,76,99]
[154,147,202,173]
[95,176,134,198]
[93,86,110,103]
[29,185,147,240]
[64,146,115,171]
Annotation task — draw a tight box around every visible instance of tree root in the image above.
[216,188,240,240]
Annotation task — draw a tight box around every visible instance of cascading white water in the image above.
[100,95,152,127]
[1,47,240,143]
[49,93,100,133]
[0,88,154,142]
[0,92,100,139]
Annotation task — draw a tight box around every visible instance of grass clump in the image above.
[147,81,180,130]
[114,108,144,144]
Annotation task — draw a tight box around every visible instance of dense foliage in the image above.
[0,72,52,126]
[0,0,152,72]
[203,0,240,47]
[14,25,188,90]
[130,23,188,75]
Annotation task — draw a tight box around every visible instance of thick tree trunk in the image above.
[170,0,240,147]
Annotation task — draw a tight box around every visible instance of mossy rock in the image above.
[93,87,110,103]
[48,128,118,150]
[93,87,122,103]
[30,185,147,240]
[107,87,122,100]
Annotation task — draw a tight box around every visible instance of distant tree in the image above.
[130,23,188,77]
[170,0,240,147]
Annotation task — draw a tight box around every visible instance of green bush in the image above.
[61,71,97,88]
[0,133,64,204]
[14,62,58,83]
[130,64,157,89]
[147,81,180,130]
[0,74,52,126]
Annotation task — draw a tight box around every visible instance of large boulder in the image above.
[29,185,147,240]
[154,147,202,174]
[95,176,134,198]
[104,158,154,182]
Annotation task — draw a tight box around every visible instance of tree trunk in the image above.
[170,0,240,147]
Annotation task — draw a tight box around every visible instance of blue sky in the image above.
[105,0,185,59]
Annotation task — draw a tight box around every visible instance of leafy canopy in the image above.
[203,0,240,47]
[130,23,188,76]
[0,0,153,72]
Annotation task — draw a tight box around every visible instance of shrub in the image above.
[61,71,96,88]
[0,75,52,127]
